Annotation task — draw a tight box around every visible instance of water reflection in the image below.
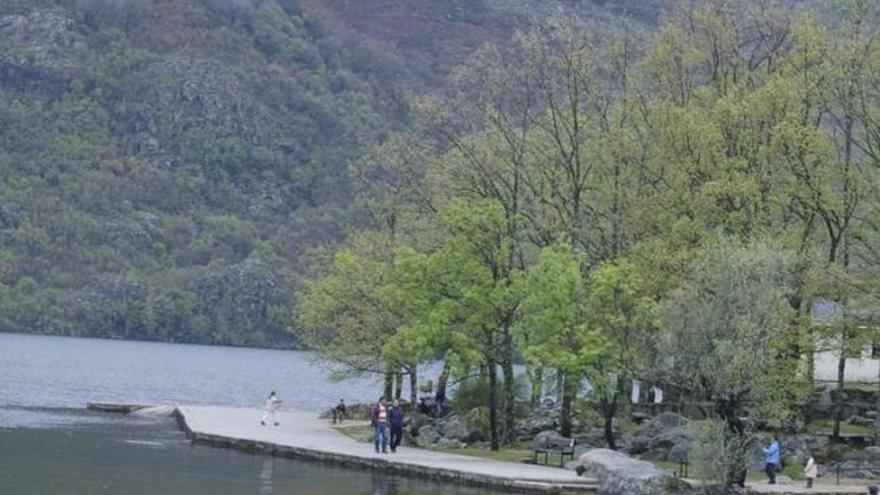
[371,472,398,495]
[259,458,273,495]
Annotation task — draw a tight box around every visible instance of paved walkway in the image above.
[746,480,874,494]
[177,405,597,493]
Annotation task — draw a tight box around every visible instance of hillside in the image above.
[0,0,713,347]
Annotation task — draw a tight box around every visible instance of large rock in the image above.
[516,404,560,439]
[534,430,573,449]
[417,425,441,445]
[577,449,692,495]
[439,414,484,443]
[635,412,689,438]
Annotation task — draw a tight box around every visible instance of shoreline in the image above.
[172,405,597,494]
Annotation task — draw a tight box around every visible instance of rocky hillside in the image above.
[0,0,792,347]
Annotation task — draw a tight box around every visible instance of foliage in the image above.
[688,420,753,484]
[0,0,415,346]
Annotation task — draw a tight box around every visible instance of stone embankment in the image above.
[92,402,599,494]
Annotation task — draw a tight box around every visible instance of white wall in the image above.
[814,347,880,383]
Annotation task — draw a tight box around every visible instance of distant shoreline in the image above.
[0,330,300,352]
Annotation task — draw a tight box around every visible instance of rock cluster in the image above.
[624,412,693,463]
[576,448,692,495]
[413,411,485,448]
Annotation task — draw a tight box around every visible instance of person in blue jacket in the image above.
[763,434,781,484]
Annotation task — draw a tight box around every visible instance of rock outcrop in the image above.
[577,449,692,495]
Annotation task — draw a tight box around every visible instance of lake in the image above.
[0,333,492,495]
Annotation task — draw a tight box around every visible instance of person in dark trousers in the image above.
[371,396,389,454]
[763,434,780,484]
[389,399,405,453]
[333,398,346,424]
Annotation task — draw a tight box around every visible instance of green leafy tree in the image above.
[660,240,806,487]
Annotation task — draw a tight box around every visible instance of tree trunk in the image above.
[529,366,543,405]
[394,370,403,400]
[717,397,747,487]
[598,391,617,450]
[556,369,564,401]
[410,364,418,405]
[560,371,579,439]
[383,364,394,400]
[436,361,449,404]
[501,328,516,445]
[833,346,846,442]
[488,358,499,451]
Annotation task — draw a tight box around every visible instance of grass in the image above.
[805,419,874,436]
[843,382,879,393]
[335,424,374,442]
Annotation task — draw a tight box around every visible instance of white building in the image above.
[812,299,880,384]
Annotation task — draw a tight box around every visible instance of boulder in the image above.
[635,412,689,438]
[534,430,573,449]
[406,412,435,433]
[417,425,440,445]
[462,407,483,427]
[438,414,484,443]
[516,407,559,438]
[576,449,692,495]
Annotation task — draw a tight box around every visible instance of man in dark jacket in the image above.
[389,399,405,453]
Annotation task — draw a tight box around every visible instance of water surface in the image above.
[0,333,492,495]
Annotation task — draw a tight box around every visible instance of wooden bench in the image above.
[534,437,576,467]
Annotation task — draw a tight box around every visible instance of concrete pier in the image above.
[87,402,155,413]
[175,405,598,494]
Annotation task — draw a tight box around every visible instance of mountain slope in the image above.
[0,0,683,347]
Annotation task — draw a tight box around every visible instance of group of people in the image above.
[763,435,818,488]
[371,396,405,454]
[259,392,406,454]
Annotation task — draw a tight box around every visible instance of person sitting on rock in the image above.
[260,391,282,426]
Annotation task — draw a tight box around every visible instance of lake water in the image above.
[0,333,491,495]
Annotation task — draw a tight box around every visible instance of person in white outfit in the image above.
[261,391,282,426]
[804,455,817,488]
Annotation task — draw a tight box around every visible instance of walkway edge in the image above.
[173,407,597,494]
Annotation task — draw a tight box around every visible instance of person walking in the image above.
[334,399,347,424]
[371,396,389,454]
[389,399,405,453]
[261,391,282,426]
[763,434,781,484]
[804,455,817,488]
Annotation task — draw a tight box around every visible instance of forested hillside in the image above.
[0,0,669,346]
